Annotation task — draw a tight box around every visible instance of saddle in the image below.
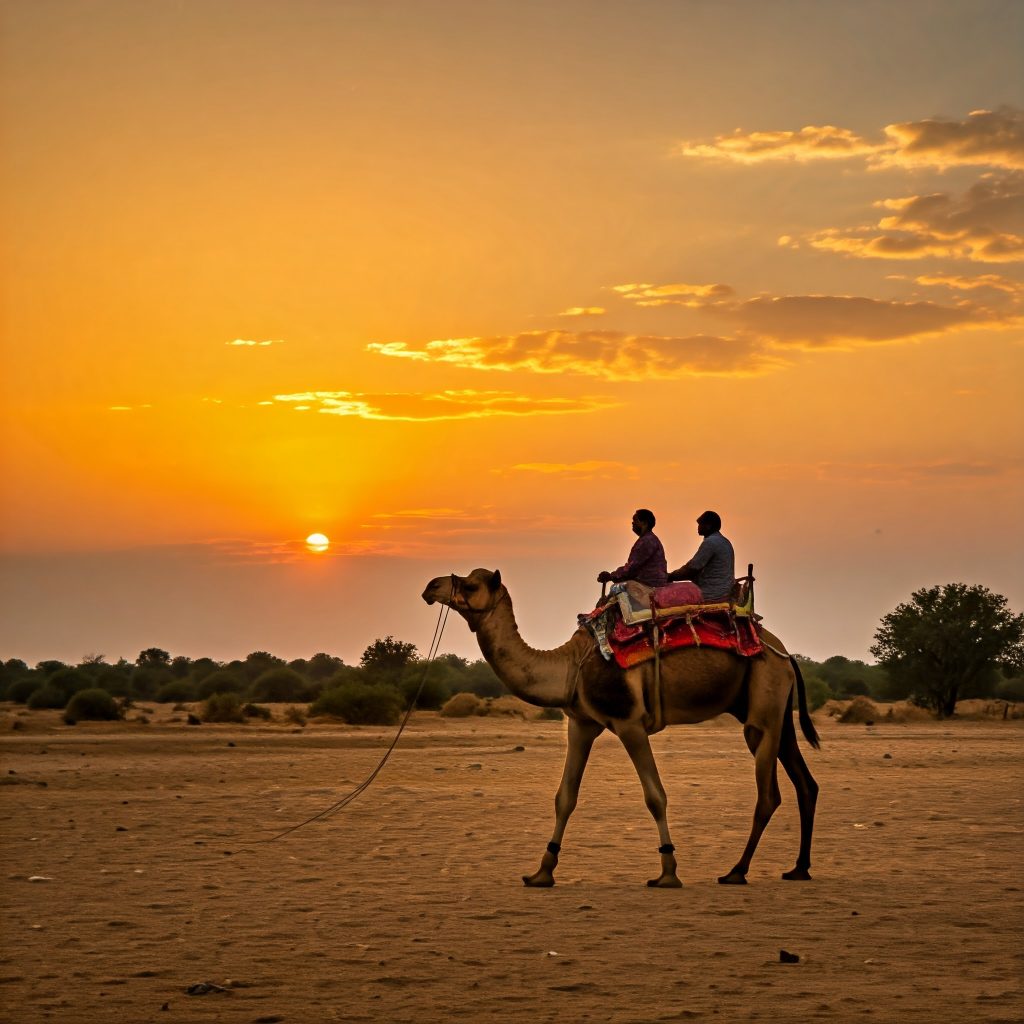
[579,567,764,733]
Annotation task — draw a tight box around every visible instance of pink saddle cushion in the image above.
[652,582,703,607]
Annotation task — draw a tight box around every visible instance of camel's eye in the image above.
[462,582,479,593]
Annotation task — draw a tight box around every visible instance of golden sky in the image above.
[2,0,1022,664]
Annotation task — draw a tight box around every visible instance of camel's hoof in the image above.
[717,871,748,885]
[782,867,812,881]
[522,873,555,888]
[646,874,683,889]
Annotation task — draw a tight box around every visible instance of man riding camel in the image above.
[597,509,668,590]
[667,510,735,602]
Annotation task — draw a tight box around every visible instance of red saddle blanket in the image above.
[609,611,763,668]
[582,586,763,669]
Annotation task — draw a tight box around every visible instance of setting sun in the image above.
[305,533,329,553]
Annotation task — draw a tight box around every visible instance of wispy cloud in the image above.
[807,173,1024,263]
[557,306,607,317]
[677,124,879,163]
[612,282,735,308]
[907,272,1024,295]
[368,331,785,380]
[505,460,637,480]
[723,294,1003,348]
[676,107,1024,170]
[227,339,284,347]
[271,389,616,420]
[739,457,1023,485]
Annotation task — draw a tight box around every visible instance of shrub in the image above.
[310,681,403,725]
[6,676,42,704]
[803,677,834,712]
[242,702,272,720]
[250,667,308,703]
[197,670,245,700]
[399,667,450,710]
[155,679,199,703]
[537,707,565,721]
[284,706,307,727]
[440,692,482,718]
[63,688,122,724]
[202,692,245,723]
[28,684,68,710]
[460,660,507,698]
[48,668,91,700]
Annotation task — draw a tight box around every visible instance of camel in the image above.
[422,568,820,888]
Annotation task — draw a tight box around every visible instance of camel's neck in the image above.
[473,591,585,708]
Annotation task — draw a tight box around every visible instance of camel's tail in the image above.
[790,656,821,750]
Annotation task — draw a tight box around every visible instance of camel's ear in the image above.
[488,569,502,591]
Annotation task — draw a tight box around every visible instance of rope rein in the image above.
[254,598,452,844]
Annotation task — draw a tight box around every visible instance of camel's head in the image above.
[422,568,505,628]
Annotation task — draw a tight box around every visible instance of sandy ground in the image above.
[1,705,1022,1024]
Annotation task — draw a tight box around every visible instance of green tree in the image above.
[871,584,1024,718]
[137,648,171,668]
[360,636,418,683]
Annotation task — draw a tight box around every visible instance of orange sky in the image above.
[2,0,1022,665]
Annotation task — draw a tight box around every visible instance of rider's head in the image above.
[697,510,721,536]
[632,508,656,536]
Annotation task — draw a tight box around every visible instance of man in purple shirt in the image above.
[597,509,668,589]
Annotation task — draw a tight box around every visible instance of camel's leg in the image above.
[523,717,604,887]
[719,723,782,885]
[778,710,819,880]
[616,725,683,888]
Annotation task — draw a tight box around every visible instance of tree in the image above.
[137,648,171,667]
[360,636,418,682]
[871,584,1024,718]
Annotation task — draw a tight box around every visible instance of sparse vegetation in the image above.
[310,681,403,725]
[64,688,122,724]
[202,692,246,723]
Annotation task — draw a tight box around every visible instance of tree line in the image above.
[2,583,1022,721]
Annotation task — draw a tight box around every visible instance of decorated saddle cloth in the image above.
[581,580,763,669]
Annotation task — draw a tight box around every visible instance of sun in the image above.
[305,532,330,553]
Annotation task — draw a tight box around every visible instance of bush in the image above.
[310,681,403,725]
[537,707,565,721]
[460,660,507,698]
[28,684,68,710]
[46,668,94,701]
[250,667,308,703]
[197,670,245,700]
[243,702,272,720]
[284,706,307,727]
[440,692,482,718]
[803,677,834,712]
[155,678,199,703]
[202,692,245,723]
[6,676,42,704]
[399,666,450,710]
[63,688,122,723]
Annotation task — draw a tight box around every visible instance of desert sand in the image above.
[1,705,1022,1024]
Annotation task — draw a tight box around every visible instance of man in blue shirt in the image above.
[667,510,735,602]
[597,509,668,589]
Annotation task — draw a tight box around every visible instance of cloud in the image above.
[612,282,735,308]
[739,457,1024,485]
[505,461,637,480]
[909,272,1024,295]
[369,508,470,520]
[270,389,616,420]
[881,107,1024,170]
[676,125,880,163]
[557,306,607,317]
[368,331,784,380]
[676,107,1024,170]
[227,339,284,347]
[724,294,1000,348]
[807,173,1024,263]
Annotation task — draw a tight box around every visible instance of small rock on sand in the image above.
[779,950,800,964]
